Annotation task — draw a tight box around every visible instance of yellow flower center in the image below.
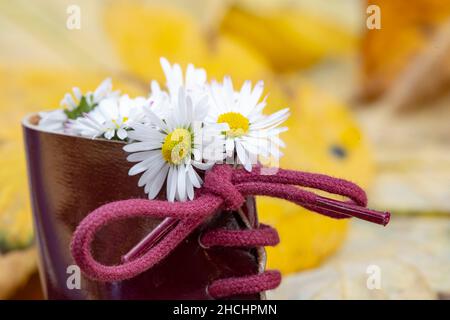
[217,112,250,138]
[161,128,192,165]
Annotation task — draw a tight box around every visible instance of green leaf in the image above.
[64,96,96,119]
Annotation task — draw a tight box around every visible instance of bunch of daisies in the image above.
[38,58,290,202]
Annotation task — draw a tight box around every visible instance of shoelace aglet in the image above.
[316,197,390,226]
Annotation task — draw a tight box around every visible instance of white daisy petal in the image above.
[117,128,128,140]
[160,57,172,84]
[127,126,165,142]
[104,129,115,140]
[248,100,267,121]
[186,176,194,200]
[187,164,202,188]
[128,152,162,176]
[123,141,162,153]
[235,140,252,171]
[38,109,68,132]
[127,150,158,162]
[177,163,187,201]
[144,108,169,132]
[192,160,214,171]
[248,126,288,138]
[73,87,82,100]
[147,164,169,199]
[61,93,77,109]
[225,139,235,157]
[193,96,209,121]
[167,166,177,202]
[127,132,162,144]
[138,155,166,187]
[249,108,290,130]
[240,137,268,157]
[248,80,264,108]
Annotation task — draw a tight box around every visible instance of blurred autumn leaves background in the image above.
[0,0,449,299]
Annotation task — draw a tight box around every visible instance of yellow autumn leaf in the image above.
[220,5,357,72]
[103,2,271,86]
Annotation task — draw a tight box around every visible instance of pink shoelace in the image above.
[71,165,390,299]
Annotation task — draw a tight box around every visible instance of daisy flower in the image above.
[143,58,207,119]
[61,78,120,119]
[61,77,119,109]
[124,88,221,202]
[206,77,290,171]
[70,95,148,140]
[38,78,119,132]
